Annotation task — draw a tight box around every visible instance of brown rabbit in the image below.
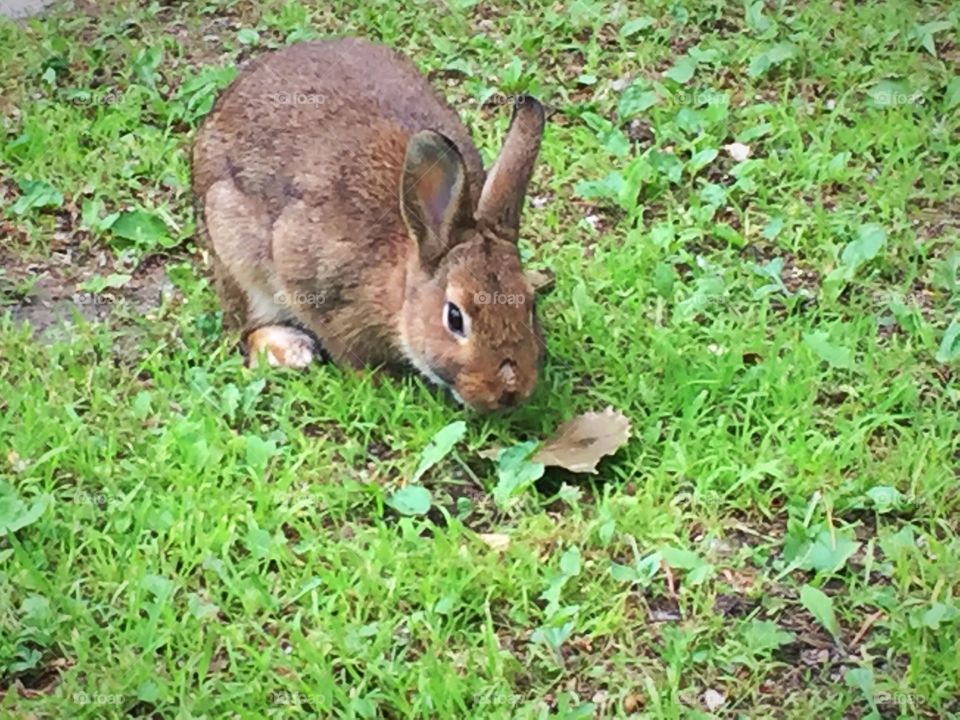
[192,37,546,411]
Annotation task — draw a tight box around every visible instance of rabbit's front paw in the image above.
[246,325,316,369]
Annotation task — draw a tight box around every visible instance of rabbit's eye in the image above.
[444,301,467,338]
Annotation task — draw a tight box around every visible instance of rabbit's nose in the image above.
[498,359,518,390]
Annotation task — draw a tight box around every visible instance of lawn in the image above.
[1,0,958,718]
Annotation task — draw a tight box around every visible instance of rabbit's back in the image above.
[192,38,485,215]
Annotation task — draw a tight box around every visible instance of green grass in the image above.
[1,0,959,717]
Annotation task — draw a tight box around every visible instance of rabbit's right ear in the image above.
[400,131,474,271]
[475,97,545,241]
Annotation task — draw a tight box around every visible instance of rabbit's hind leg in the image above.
[245,325,316,369]
[203,178,309,367]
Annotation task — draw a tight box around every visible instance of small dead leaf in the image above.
[591,689,610,707]
[723,142,751,162]
[801,647,831,665]
[14,680,47,700]
[477,533,511,552]
[623,692,646,712]
[10,656,74,699]
[532,406,631,473]
[7,450,27,473]
[703,688,725,711]
[207,650,230,674]
[572,636,593,652]
[525,267,555,294]
[722,567,758,592]
[478,446,502,461]
[47,658,73,673]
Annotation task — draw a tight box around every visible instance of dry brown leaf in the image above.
[524,268,555,294]
[721,567,758,593]
[532,406,631,473]
[623,692,646,712]
[477,446,502,461]
[477,533,511,552]
[8,656,74,700]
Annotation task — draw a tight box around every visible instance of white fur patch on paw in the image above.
[247,326,315,369]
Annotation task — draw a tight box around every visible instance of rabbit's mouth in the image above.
[402,352,459,398]
[409,362,476,410]
[424,364,455,387]
[425,367,466,407]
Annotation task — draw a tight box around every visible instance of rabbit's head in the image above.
[398,97,546,412]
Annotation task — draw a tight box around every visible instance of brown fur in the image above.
[192,38,546,411]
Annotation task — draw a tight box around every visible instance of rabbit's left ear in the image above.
[400,130,474,271]
[475,97,545,241]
